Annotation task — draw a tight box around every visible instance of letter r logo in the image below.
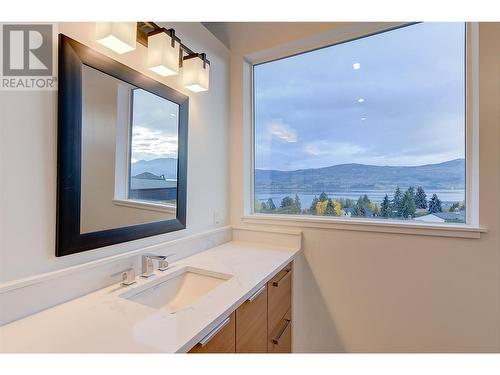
[2,24,52,76]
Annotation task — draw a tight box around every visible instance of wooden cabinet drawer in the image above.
[189,261,293,354]
[235,285,268,353]
[189,312,236,353]
[267,262,292,335]
[268,308,291,353]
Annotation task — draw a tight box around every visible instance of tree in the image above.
[324,199,341,216]
[415,186,427,209]
[392,186,403,216]
[267,198,276,210]
[400,190,417,218]
[325,199,335,216]
[292,194,302,214]
[352,194,374,217]
[254,199,263,212]
[428,194,442,213]
[260,202,268,211]
[339,197,355,208]
[319,192,329,202]
[407,186,416,201]
[369,202,381,216]
[449,202,460,212]
[280,196,294,208]
[357,194,371,208]
[315,200,328,215]
[332,200,342,216]
[309,196,319,215]
[352,204,366,217]
[355,195,370,210]
[381,194,391,218]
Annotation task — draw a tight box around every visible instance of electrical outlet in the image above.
[213,211,222,225]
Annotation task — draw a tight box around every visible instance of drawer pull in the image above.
[246,285,266,303]
[272,269,291,287]
[199,317,230,347]
[272,319,291,345]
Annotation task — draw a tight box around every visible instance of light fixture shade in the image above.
[147,32,181,77]
[95,22,136,54]
[183,56,209,92]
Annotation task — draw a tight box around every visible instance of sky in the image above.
[254,22,466,171]
[130,89,179,163]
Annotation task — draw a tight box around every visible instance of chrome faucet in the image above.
[141,254,175,278]
[112,267,136,286]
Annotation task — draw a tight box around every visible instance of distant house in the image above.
[414,211,465,223]
[129,172,177,202]
[342,207,376,218]
[342,208,354,217]
[364,208,376,217]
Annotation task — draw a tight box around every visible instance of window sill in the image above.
[241,214,486,239]
[113,199,176,214]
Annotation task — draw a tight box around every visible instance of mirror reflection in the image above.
[80,65,179,234]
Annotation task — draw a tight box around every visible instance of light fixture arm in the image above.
[136,22,210,65]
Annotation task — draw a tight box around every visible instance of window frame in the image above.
[244,22,484,237]
[113,87,177,212]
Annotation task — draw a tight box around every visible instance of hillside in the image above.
[255,159,465,193]
[131,158,177,179]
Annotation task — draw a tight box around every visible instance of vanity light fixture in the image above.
[95,22,137,54]
[147,29,181,77]
[182,53,210,92]
[96,22,211,92]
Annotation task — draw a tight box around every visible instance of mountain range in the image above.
[131,158,177,179]
[131,158,465,192]
[255,159,465,193]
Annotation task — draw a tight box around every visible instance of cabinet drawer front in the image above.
[268,263,292,333]
[189,312,236,353]
[235,285,268,353]
[268,308,292,353]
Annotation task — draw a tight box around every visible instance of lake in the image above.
[255,189,465,208]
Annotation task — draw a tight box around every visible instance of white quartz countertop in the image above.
[0,240,300,353]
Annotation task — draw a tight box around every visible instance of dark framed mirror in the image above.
[56,34,188,257]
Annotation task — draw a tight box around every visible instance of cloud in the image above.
[286,141,370,169]
[267,119,297,143]
[129,88,180,162]
[304,143,320,155]
[131,125,178,162]
[132,89,179,135]
[304,141,366,158]
[254,23,465,171]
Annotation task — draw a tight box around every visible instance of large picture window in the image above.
[253,23,466,224]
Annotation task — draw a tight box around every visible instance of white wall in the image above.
[226,22,500,352]
[0,22,230,282]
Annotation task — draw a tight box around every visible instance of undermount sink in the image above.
[120,266,233,313]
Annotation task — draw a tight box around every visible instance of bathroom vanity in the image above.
[0,234,300,353]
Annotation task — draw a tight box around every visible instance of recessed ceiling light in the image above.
[353,63,361,70]
[358,98,365,103]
